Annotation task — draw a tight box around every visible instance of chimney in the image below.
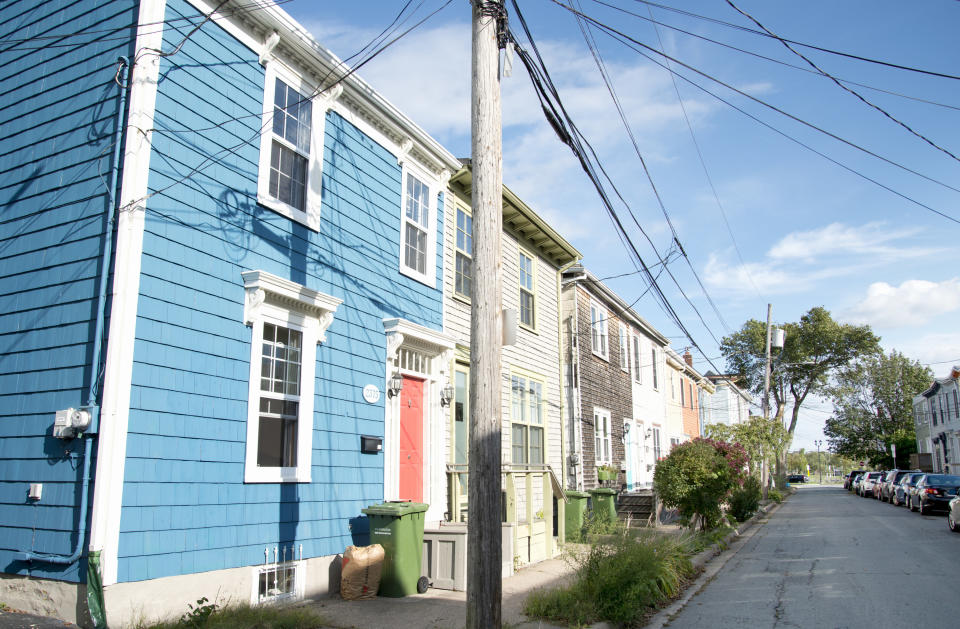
[683,349,693,367]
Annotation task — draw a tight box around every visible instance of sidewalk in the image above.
[305,557,576,629]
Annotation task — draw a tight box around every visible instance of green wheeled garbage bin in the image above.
[361,501,429,597]
[588,487,618,525]
[564,490,590,542]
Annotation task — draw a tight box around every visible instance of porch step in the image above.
[616,491,656,527]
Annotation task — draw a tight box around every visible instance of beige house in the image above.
[424,166,580,588]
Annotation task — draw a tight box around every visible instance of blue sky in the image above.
[281,0,960,450]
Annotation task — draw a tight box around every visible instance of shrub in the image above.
[653,438,745,531]
[768,488,783,503]
[525,531,695,626]
[728,476,762,522]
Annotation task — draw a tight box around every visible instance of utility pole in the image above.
[761,303,772,499]
[815,439,822,484]
[467,2,503,628]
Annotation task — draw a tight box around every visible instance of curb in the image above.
[644,491,791,629]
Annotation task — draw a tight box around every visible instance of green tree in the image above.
[653,438,747,531]
[720,307,880,453]
[705,415,789,478]
[823,350,932,468]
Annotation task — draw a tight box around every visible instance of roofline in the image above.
[561,265,670,346]
[215,0,461,174]
[448,166,582,268]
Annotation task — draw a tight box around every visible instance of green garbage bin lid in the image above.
[566,490,590,498]
[588,488,617,495]
[361,501,429,517]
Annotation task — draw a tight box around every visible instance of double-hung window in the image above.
[257,67,323,230]
[590,301,608,359]
[454,205,473,298]
[618,323,629,372]
[518,250,536,329]
[242,271,341,483]
[594,408,611,464]
[652,427,662,460]
[651,348,659,389]
[403,172,430,275]
[632,335,641,384]
[511,373,544,464]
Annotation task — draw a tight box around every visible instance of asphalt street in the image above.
[663,484,959,629]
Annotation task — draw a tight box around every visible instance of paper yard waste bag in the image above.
[340,544,385,600]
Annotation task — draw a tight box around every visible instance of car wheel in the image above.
[949,511,960,533]
[892,493,899,506]
[910,497,917,512]
[918,500,926,516]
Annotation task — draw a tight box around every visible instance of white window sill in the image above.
[257,192,320,232]
[399,264,435,288]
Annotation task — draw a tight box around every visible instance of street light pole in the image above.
[815,439,822,485]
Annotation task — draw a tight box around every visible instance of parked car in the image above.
[909,474,960,514]
[880,469,922,503]
[787,474,807,484]
[845,471,867,490]
[859,472,884,497]
[871,472,888,499]
[848,471,866,492]
[892,473,925,507]
[948,494,960,532]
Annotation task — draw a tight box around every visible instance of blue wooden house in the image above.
[0,0,460,624]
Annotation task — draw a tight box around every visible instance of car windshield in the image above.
[925,474,960,485]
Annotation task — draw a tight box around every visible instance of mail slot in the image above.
[361,435,383,454]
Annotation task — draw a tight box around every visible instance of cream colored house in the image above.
[427,166,579,586]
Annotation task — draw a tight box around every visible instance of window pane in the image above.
[406,174,429,227]
[529,381,542,425]
[269,142,307,211]
[404,223,427,274]
[530,427,543,464]
[520,289,534,327]
[512,424,527,464]
[455,252,472,298]
[274,79,312,154]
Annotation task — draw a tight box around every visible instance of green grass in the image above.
[133,602,328,629]
[524,529,700,627]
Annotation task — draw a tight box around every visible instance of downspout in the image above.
[555,259,578,491]
[17,58,129,570]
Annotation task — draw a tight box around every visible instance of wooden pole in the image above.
[467,2,503,628]
[761,303,772,499]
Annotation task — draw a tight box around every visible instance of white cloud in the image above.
[767,222,928,261]
[843,278,960,327]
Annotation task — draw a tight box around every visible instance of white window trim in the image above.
[517,247,538,331]
[256,60,335,232]
[453,203,473,301]
[242,270,341,483]
[618,323,629,372]
[398,154,440,286]
[590,301,608,360]
[510,369,546,465]
[632,333,642,384]
[594,407,612,465]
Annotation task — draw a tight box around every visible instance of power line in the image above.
[569,0,733,334]
[620,0,960,81]
[551,0,960,199]
[551,1,960,226]
[643,2,764,300]
[585,1,960,114]
[508,0,728,378]
[725,0,960,164]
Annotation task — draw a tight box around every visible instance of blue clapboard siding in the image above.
[115,0,446,582]
[0,0,138,582]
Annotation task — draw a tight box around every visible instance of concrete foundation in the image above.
[1,553,341,628]
[0,573,91,626]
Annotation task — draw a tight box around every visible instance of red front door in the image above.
[399,376,424,502]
